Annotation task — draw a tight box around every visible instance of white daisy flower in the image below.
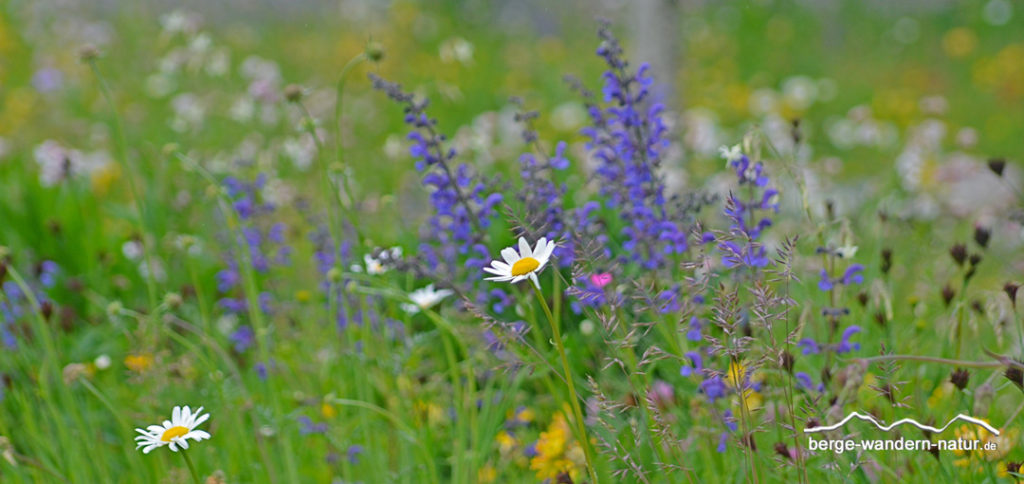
[401,284,454,314]
[719,144,744,165]
[483,237,556,289]
[134,405,211,454]
[363,254,386,275]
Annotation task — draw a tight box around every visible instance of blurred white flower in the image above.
[401,284,454,314]
[94,354,112,370]
[122,240,143,261]
[439,37,474,64]
[719,144,743,164]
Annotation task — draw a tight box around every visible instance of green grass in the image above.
[1,1,1023,483]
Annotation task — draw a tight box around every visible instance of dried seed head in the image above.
[1004,364,1024,391]
[941,284,956,307]
[968,253,982,267]
[781,351,795,374]
[774,441,793,461]
[880,248,893,275]
[1005,282,1020,308]
[856,291,869,307]
[40,301,54,320]
[873,310,887,327]
[949,244,968,267]
[78,44,100,61]
[950,368,970,391]
[283,84,303,103]
[973,226,991,248]
[987,158,1006,177]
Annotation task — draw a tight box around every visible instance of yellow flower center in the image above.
[160,426,189,442]
[511,257,540,276]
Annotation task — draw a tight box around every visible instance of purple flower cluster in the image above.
[370,75,503,306]
[216,175,291,321]
[798,325,862,355]
[817,264,865,291]
[716,152,779,269]
[576,23,687,270]
[0,262,58,349]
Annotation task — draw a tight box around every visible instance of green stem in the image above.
[87,59,158,308]
[531,283,599,484]
[181,450,202,484]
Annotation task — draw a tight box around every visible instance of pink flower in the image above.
[590,272,612,288]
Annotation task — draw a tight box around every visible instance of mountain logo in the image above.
[803,412,1000,436]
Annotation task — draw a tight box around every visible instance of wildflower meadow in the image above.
[3,1,1024,482]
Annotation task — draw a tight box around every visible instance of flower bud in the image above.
[283,84,303,103]
[365,41,385,62]
[78,44,100,61]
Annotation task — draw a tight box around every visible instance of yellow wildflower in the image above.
[124,354,154,373]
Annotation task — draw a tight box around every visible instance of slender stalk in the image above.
[181,451,202,484]
[530,283,599,484]
[86,59,159,308]
[854,354,1008,369]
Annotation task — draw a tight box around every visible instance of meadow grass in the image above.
[2,2,1024,483]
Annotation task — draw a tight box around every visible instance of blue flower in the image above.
[795,372,824,392]
[229,325,254,352]
[680,351,704,377]
[836,326,862,353]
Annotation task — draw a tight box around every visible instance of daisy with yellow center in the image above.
[134,405,211,454]
[483,237,555,289]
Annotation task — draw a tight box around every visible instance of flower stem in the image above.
[531,283,599,484]
[181,450,202,484]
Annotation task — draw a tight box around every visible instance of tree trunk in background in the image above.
[629,0,680,108]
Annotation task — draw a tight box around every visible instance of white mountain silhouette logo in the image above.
[804,412,1000,436]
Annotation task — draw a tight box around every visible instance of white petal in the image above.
[533,237,548,256]
[142,445,156,454]
[484,275,513,282]
[189,430,211,441]
[169,442,178,452]
[490,261,510,272]
[483,266,507,276]
[178,439,189,450]
[518,237,532,257]
[500,247,519,265]
[530,273,541,289]
[191,412,209,429]
[162,420,173,428]
[540,240,556,261]
[172,406,182,424]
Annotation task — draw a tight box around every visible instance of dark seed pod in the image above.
[1004,364,1024,391]
[973,226,991,248]
[40,301,54,320]
[1005,282,1020,308]
[950,368,970,391]
[949,244,967,267]
[873,310,887,327]
[774,441,793,461]
[987,158,1006,177]
[856,291,869,307]
[941,284,956,307]
[880,248,893,275]
[781,351,795,374]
